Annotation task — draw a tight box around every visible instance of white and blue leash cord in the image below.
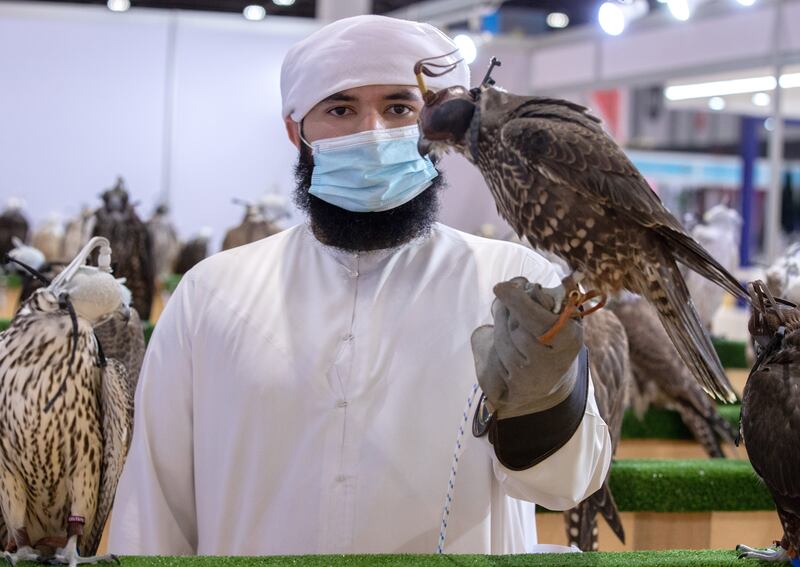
[436,381,481,554]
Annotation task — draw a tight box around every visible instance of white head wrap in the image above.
[280,15,471,122]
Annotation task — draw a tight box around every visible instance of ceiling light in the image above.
[243,5,266,20]
[780,73,800,88]
[453,34,477,65]
[107,0,130,12]
[736,0,756,5]
[665,75,778,100]
[708,97,726,111]
[752,92,771,107]
[666,0,702,20]
[764,117,774,131]
[598,1,648,36]
[273,0,295,5]
[546,12,570,28]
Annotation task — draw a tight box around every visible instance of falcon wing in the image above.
[84,358,133,556]
[499,115,746,300]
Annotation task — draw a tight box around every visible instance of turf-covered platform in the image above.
[105,551,753,566]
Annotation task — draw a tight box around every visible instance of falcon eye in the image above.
[427,99,475,142]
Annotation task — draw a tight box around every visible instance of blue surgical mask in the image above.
[303,124,439,213]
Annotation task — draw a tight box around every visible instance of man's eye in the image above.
[327,107,352,117]
[387,105,414,116]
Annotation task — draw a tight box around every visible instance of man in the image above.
[108,15,611,555]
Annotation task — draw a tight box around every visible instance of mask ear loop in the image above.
[298,119,313,151]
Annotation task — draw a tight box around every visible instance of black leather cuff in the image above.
[473,346,590,471]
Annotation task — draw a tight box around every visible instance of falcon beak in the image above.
[418,136,433,157]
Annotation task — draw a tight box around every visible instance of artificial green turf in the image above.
[620,405,741,440]
[608,460,772,512]
[98,550,750,567]
[712,338,748,369]
[2,274,22,289]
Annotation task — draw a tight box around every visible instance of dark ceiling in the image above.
[11,0,669,34]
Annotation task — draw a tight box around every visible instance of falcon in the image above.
[94,282,146,395]
[610,294,738,458]
[415,57,745,402]
[92,177,156,321]
[0,237,132,566]
[565,309,630,551]
[736,281,800,563]
[222,199,281,251]
[146,204,180,284]
[0,199,29,259]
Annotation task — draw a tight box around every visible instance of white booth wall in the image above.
[0,2,516,249]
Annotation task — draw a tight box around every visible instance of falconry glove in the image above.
[471,277,583,419]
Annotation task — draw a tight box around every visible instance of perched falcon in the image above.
[416,59,745,402]
[146,204,181,284]
[684,204,741,331]
[92,177,155,321]
[0,237,132,566]
[0,199,30,259]
[222,200,281,251]
[736,281,800,563]
[610,294,738,458]
[173,230,212,275]
[31,215,65,264]
[766,242,800,304]
[565,308,630,551]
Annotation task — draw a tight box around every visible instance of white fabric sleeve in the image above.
[488,378,612,510]
[107,275,198,555]
[484,250,612,510]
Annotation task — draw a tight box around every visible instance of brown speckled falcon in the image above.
[92,177,155,321]
[0,237,132,566]
[565,308,630,551]
[94,287,145,396]
[736,281,800,563]
[610,294,738,458]
[416,58,745,402]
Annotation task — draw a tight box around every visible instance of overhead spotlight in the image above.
[243,4,266,20]
[752,92,771,107]
[598,0,648,36]
[272,0,295,5]
[665,75,778,100]
[453,34,477,65]
[546,12,570,28]
[764,117,774,131]
[107,0,130,12]
[736,0,756,5]
[708,97,726,111]
[666,0,701,20]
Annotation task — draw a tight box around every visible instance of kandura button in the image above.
[336,400,348,408]
[343,334,355,342]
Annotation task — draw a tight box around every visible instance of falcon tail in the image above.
[674,399,738,458]
[659,227,749,302]
[641,260,738,403]
[564,482,625,551]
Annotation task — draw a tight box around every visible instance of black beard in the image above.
[293,145,443,252]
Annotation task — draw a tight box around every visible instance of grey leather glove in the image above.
[471,276,584,419]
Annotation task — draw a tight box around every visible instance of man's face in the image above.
[286,84,424,146]
[288,83,443,253]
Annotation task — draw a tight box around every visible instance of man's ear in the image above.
[284,116,301,149]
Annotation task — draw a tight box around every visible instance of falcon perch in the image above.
[415,57,746,402]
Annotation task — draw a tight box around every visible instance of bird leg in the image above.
[50,537,118,567]
[46,519,118,567]
[3,529,39,566]
[736,543,793,562]
[537,275,607,346]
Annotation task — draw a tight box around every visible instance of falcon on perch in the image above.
[415,56,746,402]
[0,237,132,566]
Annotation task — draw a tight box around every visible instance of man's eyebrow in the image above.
[321,93,358,103]
[384,90,422,102]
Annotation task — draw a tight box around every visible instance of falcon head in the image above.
[417,85,477,160]
[416,56,505,162]
[748,280,800,351]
